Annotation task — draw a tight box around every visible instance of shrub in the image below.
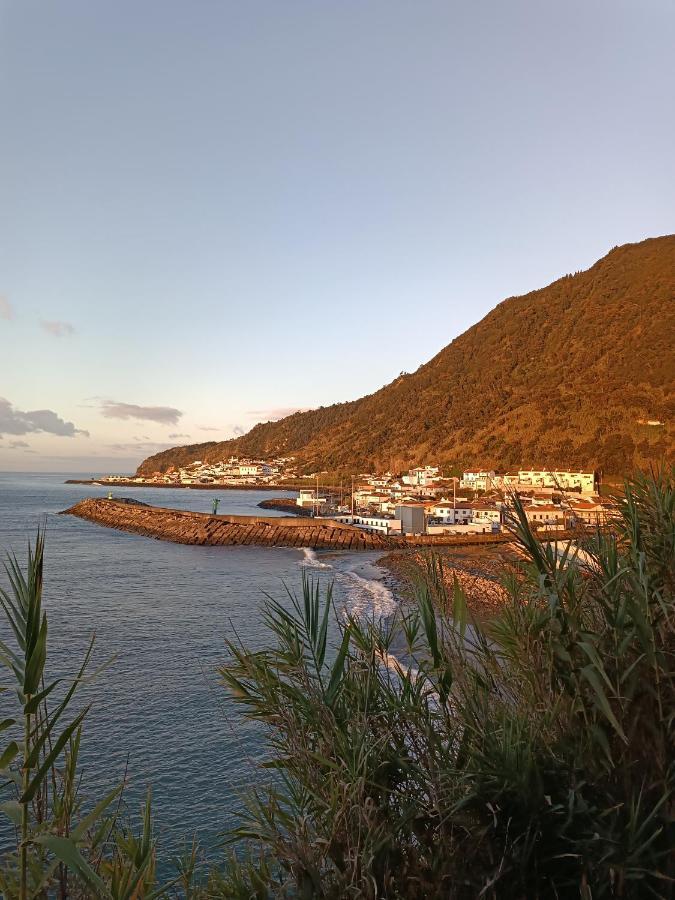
[220,470,674,898]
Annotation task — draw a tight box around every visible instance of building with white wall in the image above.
[460,471,498,491]
[514,470,596,494]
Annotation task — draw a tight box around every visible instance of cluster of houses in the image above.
[104,457,297,486]
[105,458,615,538]
[299,466,615,537]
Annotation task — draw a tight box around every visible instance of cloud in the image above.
[232,425,246,436]
[9,440,29,448]
[168,432,190,439]
[0,296,14,320]
[41,320,75,337]
[100,401,183,425]
[247,406,310,422]
[198,425,221,432]
[0,397,89,438]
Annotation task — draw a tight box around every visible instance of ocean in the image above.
[0,473,398,870]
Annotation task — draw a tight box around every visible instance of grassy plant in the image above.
[0,531,177,898]
[219,469,675,897]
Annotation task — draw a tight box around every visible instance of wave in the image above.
[298,547,333,569]
[334,569,396,622]
[297,549,396,623]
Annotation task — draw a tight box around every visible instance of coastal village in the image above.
[100,458,616,537]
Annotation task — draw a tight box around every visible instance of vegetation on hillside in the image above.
[139,235,675,477]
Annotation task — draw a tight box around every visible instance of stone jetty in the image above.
[62,498,399,551]
[62,498,593,553]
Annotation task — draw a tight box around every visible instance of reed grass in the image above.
[0,468,672,897]
[0,531,171,898]
[219,469,674,898]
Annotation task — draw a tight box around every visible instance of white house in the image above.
[297,489,327,508]
[427,502,473,525]
[402,466,440,486]
[516,470,596,494]
[565,499,615,526]
[460,471,497,491]
[332,514,402,535]
[523,504,566,527]
[470,504,502,528]
[236,463,265,477]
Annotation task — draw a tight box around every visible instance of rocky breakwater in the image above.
[61,498,402,552]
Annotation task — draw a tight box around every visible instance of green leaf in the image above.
[0,741,19,769]
[26,637,96,768]
[0,799,22,825]
[580,664,627,742]
[71,782,124,841]
[33,834,112,898]
[0,718,16,732]
[24,679,60,714]
[326,625,351,706]
[452,575,468,640]
[23,614,48,695]
[22,706,89,803]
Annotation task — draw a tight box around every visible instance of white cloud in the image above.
[100,401,183,425]
[0,397,89,437]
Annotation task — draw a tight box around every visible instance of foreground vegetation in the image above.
[220,470,674,897]
[0,469,673,896]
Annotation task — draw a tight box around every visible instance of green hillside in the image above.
[139,235,675,476]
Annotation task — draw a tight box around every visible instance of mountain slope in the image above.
[139,236,675,476]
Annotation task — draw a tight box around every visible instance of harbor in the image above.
[62,497,592,551]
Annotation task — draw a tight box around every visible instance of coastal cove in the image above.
[0,473,402,871]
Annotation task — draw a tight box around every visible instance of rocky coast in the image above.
[378,544,521,619]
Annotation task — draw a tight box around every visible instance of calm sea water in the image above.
[0,473,397,870]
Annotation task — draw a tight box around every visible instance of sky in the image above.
[0,0,673,472]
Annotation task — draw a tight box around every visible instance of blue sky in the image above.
[1,0,673,472]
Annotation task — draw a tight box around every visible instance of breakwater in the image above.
[62,499,593,552]
[62,499,398,551]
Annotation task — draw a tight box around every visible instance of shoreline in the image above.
[65,479,299,492]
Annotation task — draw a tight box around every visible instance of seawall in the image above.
[61,499,399,551]
[62,498,594,552]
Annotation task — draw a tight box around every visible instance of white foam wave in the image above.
[297,550,396,624]
[335,569,396,622]
[298,547,333,569]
